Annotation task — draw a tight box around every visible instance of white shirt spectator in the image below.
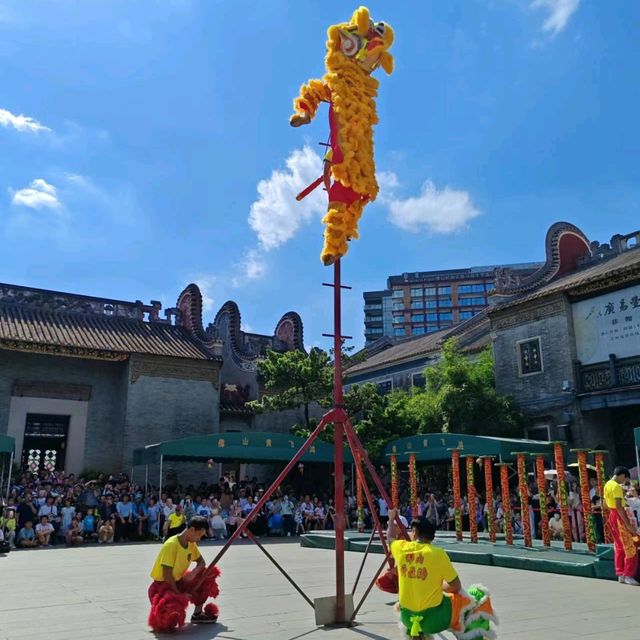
[36,522,54,536]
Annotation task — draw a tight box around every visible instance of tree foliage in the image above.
[247,348,333,430]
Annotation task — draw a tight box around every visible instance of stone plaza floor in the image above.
[1,538,639,640]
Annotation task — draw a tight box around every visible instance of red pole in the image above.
[514,452,532,547]
[333,259,346,623]
[552,442,572,551]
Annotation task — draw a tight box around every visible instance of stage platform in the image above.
[301,530,617,581]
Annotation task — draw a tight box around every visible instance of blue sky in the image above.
[1,0,638,350]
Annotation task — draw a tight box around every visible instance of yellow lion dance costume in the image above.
[290,6,394,265]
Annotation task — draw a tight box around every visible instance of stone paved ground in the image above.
[1,539,639,640]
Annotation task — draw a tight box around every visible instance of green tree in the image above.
[420,338,525,436]
[247,348,333,431]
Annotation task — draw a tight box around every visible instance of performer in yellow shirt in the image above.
[603,466,639,586]
[387,508,497,639]
[148,515,221,632]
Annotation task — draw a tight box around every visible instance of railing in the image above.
[577,355,640,393]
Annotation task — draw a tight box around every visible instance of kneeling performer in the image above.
[387,508,498,639]
[148,515,221,632]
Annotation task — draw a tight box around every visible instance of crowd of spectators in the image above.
[2,464,639,552]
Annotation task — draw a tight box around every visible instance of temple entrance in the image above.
[21,413,69,473]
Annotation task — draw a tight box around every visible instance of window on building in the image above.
[424,287,437,296]
[392,314,404,323]
[426,300,438,309]
[438,286,451,294]
[438,297,452,307]
[458,284,486,294]
[394,327,406,336]
[366,327,383,335]
[525,424,550,441]
[459,310,475,320]
[519,338,543,375]
[426,325,439,333]
[392,289,404,298]
[410,288,423,297]
[438,312,453,321]
[377,380,393,395]
[486,283,495,292]
[459,297,486,306]
[411,300,424,309]
[412,326,426,335]
[393,302,403,311]
[411,373,426,388]
[411,314,424,322]
[364,303,382,310]
[426,313,438,322]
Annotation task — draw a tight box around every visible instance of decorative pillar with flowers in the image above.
[513,452,532,547]
[592,450,612,544]
[408,453,418,517]
[465,456,478,543]
[533,454,551,547]
[451,449,463,542]
[482,457,496,543]
[572,448,597,552]
[552,442,572,551]
[496,463,513,545]
[390,454,399,509]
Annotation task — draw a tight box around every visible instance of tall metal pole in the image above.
[332,259,346,624]
[6,451,13,500]
[552,442,572,551]
[451,449,463,542]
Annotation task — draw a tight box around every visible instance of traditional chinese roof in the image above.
[345,313,491,377]
[491,240,640,312]
[0,303,214,360]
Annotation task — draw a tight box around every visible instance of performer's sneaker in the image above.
[618,576,625,583]
[191,612,217,624]
[623,576,640,586]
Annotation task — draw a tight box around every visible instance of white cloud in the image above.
[0,107,51,133]
[531,0,580,35]
[232,248,268,287]
[248,145,326,250]
[242,322,253,333]
[193,275,216,312]
[386,179,480,234]
[11,178,60,209]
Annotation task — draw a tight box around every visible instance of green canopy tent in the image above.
[0,434,16,500]
[133,431,354,496]
[383,432,555,463]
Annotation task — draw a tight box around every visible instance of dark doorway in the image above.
[22,414,69,473]
[612,405,640,468]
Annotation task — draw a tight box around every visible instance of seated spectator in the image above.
[147,497,160,540]
[133,496,148,539]
[115,494,135,542]
[83,508,98,541]
[38,496,60,540]
[66,516,85,546]
[0,526,10,554]
[268,509,284,536]
[98,516,114,544]
[209,499,227,540]
[549,512,564,540]
[1,508,17,549]
[35,515,55,547]
[294,507,305,535]
[17,521,37,548]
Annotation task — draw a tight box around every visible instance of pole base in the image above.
[314,595,354,627]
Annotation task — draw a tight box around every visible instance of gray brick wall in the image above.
[0,350,127,471]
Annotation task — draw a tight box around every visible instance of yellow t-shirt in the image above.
[167,513,185,529]
[391,539,458,612]
[150,535,201,581]
[603,479,624,510]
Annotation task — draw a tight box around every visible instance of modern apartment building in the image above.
[363,262,541,345]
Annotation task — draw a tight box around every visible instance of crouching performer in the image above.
[148,515,221,632]
[387,508,498,640]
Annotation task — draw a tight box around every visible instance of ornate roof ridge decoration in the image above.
[0,282,180,324]
[274,311,305,353]
[213,300,257,365]
[176,283,209,341]
[492,222,591,298]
